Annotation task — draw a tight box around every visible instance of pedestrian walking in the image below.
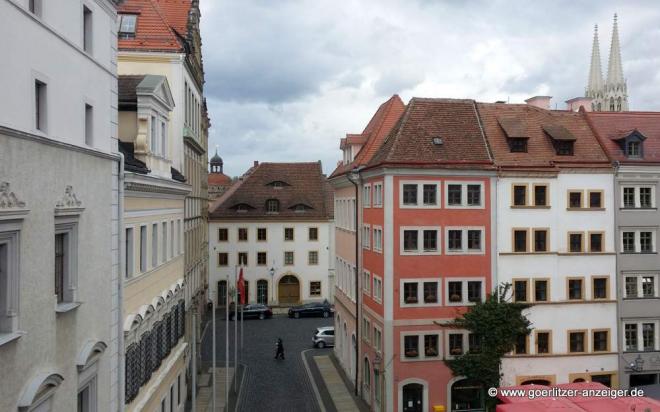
[275,337,285,360]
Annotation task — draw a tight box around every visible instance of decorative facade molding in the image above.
[54,185,85,216]
[0,182,29,220]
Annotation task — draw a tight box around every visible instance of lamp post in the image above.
[346,168,362,397]
[269,265,275,304]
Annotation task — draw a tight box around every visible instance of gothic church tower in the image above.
[585,14,629,111]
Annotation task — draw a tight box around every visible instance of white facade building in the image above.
[0,0,121,411]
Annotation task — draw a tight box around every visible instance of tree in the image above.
[444,283,532,410]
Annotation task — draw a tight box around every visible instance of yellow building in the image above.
[119,74,191,411]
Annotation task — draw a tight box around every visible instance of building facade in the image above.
[587,111,660,389]
[0,0,121,411]
[117,0,209,405]
[209,162,335,306]
[479,103,619,388]
[118,74,190,411]
[585,14,629,112]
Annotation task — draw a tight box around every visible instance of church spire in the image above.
[587,24,603,93]
[606,13,624,85]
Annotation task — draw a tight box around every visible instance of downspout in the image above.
[612,160,623,386]
[117,152,126,411]
[348,171,361,397]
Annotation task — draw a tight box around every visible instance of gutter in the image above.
[117,152,126,410]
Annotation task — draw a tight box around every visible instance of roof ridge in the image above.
[472,101,494,162]
[354,95,402,164]
[384,98,416,162]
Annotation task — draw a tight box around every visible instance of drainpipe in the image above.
[347,168,362,397]
[117,152,125,411]
[612,160,624,386]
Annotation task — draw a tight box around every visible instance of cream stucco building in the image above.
[0,0,121,411]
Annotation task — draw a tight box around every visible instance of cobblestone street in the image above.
[201,311,334,412]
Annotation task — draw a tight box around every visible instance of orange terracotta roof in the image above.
[586,111,660,164]
[118,0,192,52]
[330,95,405,177]
[477,103,610,169]
[208,172,232,186]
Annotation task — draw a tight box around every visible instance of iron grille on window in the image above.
[125,343,140,403]
[139,333,148,386]
[160,320,168,359]
[170,309,178,349]
[178,301,185,338]
[143,332,153,383]
[153,321,163,369]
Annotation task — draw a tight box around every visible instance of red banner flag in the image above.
[237,267,246,305]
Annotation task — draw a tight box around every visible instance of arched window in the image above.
[610,97,615,111]
[363,357,371,390]
[450,378,485,412]
[257,279,268,304]
[617,97,622,111]
[266,199,279,213]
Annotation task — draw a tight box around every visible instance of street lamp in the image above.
[346,167,362,397]
[269,265,275,304]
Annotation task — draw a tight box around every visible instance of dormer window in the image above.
[509,138,528,153]
[267,181,289,189]
[627,141,641,157]
[118,14,137,39]
[266,199,279,213]
[543,124,576,156]
[612,130,646,159]
[232,203,253,213]
[291,203,313,213]
[555,141,574,156]
[498,117,529,153]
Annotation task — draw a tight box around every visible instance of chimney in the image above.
[565,97,593,112]
[525,96,552,109]
[253,161,259,167]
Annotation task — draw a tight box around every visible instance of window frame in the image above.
[592,329,610,352]
[587,190,604,209]
[284,251,294,266]
[372,226,383,253]
[237,228,248,242]
[567,190,584,209]
[621,185,656,209]
[588,231,604,253]
[532,228,549,252]
[82,3,94,54]
[535,330,552,355]
[399,227,441,256]
[257,227,267,242]
[512,278,529,303]
[623,274,659,299]
[0,221,22,343]
[363,271,371,295]
[363,183,371,208]
[308,250,319,265]
[309,281,322,297]
[237,252,248,266]
[512,228,529,253]
[533,278,550,303]
[217,252,228,267]
[567,330,588,354]
[218,228,228,242]
[567,232,584,253]
[444,181,484,209]
[566,277,585,301]
[591,276,609,300]
[532,184,549,207]
[399,181,441,209]
[372,275,383,303]
[256,251,267,266]
[444,277,485,306]
[372,182,383,207]
[308,227,318,241]
[284,227,294,241]
[444,227,485,255]
[511,184,528,207]
[400,330,442,362]
[399,278,442,308]
[621,229,657,254]
[54,216,79,311]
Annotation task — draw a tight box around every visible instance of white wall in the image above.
[209,220,334,304]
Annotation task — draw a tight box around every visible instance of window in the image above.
[425,335,439,357]
[643,323,656,351]
[423,282,438,303]
[373,183,383,206]
[162,222,167,261]
[447,184,462,206]
[310,281,321,297]
[533,229,548,252]
[373,227,383,252]
[139,225,147,273]
[592,277,608,299]
[403,282,418,304]
[257,252,267,266]
[423,230,437,252]
[448,281,462,303]
[513,185,527,206]
[640,187,654,208]
[284,251,294,265]
[513,229,528,252]
[467,230,481,251]
[266,199,279,213]
[363,271,371,294]
[568,278,583,300]
[218,228,228,241]
[217,253,228,266]
[533,185,548,206]
[568,191,582,209]
[536,331,550,354]
[78,378,96,412]
[363,184,371,207]
[449,334,464,356]
[83,5,93,53]
[625,324,638,351]
[509,138,527,152]
[422,184,437,205]
[641,231,653,253]
[593,330,609,352]
[150,223,158,268]
[534,279,548,302]
[404,335,419,358]
[514,334,527,354]
[84,104,93,146]
[238,228,248,241]
[54,221,78,306]
[467,185,481,206]
[403,230,418,252]
[589,232,603,252]
[448,230,462,251]
[362,225,371,249]
[589,191,603,208]
[0,228,20,337]
[308,227,318,241]
[625,276,639,298]
[125,228,134,277]
[373,276,383,303]
[569,232,583,253]
[257,228,267,241]
[468,333,481,353]
[513,280,528,302]
[284,228,294,241]
[118,14,137,38]
[642,276,657,298]
[238,252,248,266]
[569,331,586,353]
[308,251,318,265]
[402,184,417,205]
[555,141,574,156]
[623,231,635,253]
[28,0,42,16]
[35,80,47,132]
[623,187,635,208]
[467,281,482,303]
[374,327,382,352]
[161,122,166,157]
[627,141,641,157]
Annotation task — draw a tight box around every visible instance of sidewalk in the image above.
[194,367,235,412]
[314,356,360,411]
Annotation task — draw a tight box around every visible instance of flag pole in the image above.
[211,293,215,411]
[234,266,238,396]
[225,269,230,411]
[192,310,197,412]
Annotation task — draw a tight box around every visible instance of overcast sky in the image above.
[200,1,660,177]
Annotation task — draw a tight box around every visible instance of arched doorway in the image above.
[402,383,424,412]
[450,378,485,411]
[257,279,268,304]
[520,379,551,386]
[278,275,300,304]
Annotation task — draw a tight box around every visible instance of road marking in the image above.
[301,349,327,412]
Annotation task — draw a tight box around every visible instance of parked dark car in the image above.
[229,304,272,320]
[288,301,334,318]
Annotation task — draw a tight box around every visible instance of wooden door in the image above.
[278,275,300,304]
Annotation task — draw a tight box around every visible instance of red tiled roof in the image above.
[209,162,333,220]
[118,0,192,52]
[367,98,493,169]
[477,103,610,169]
[330,95,405,177]
[208,172,232,186]
[586,111,660,163]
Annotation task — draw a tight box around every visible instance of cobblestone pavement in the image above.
[201,310,333,412]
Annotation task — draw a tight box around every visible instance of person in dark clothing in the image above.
[275,337,285,360]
